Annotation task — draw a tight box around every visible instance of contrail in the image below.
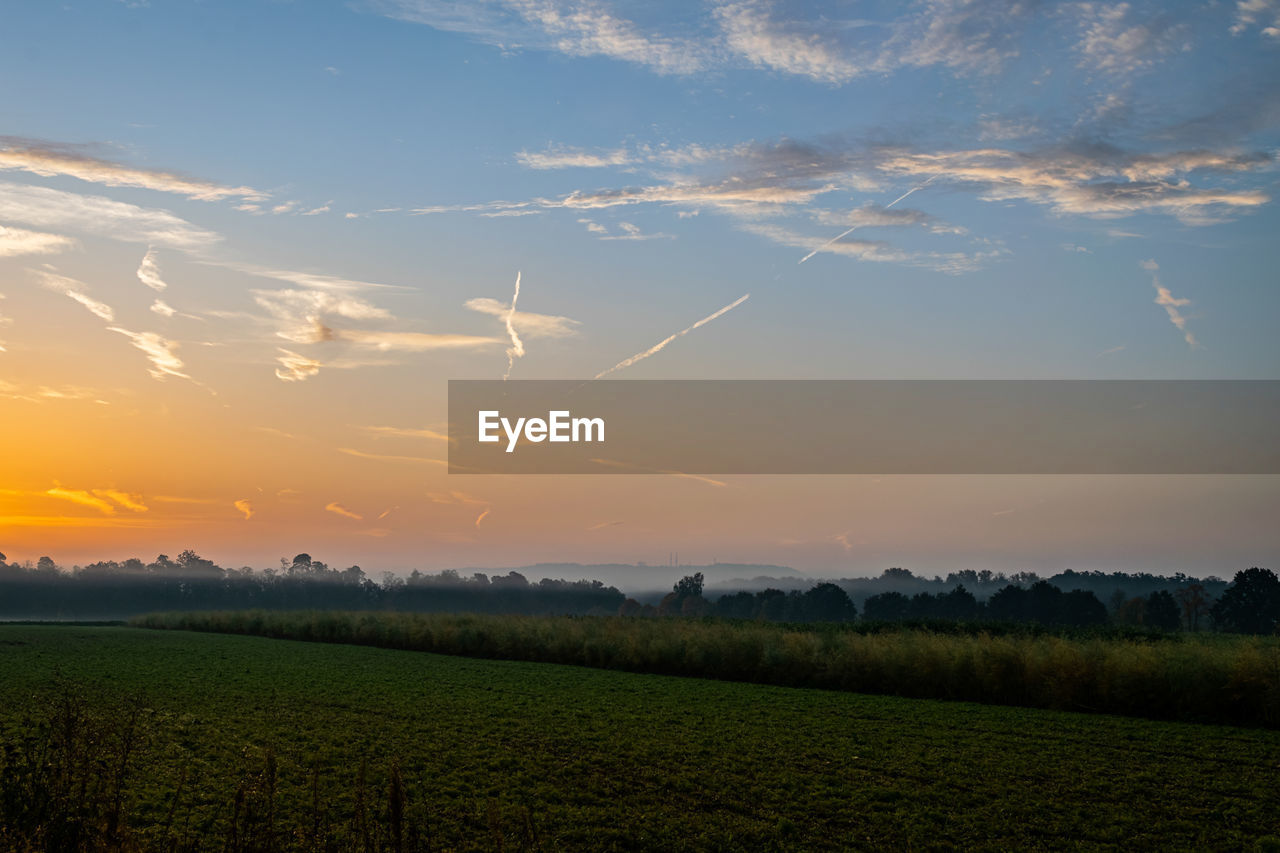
[503,270,524,380]
[594,293,750,379]
[799,175,938,264]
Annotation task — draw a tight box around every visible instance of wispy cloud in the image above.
[32,269,115,321]
[518,146,634,169]
[275,348,323,382]
[0,381,110,404]
[136,248,168,291]
[595,293,749,378]
[588,457,727,487]
[325,501,364,520]
[0,136,266,201]
[799,176,939,264]
[0,225,76,258]
[714,0,866,84]
[234,499,255,520]
[1229,0,1280,37]
[1141,259,1198,348]
[474,507,491,527]
[382,0,706,73]
[337,448,448,465]
[714,0,1030,83]
[424,127,1272,280]
[253,288,392,344]
[108,327,191,380]
[1073,3,1185,75]
[98,489,148,512]
[362,425,451,441]
[596,221,675,241]
[463,297,581,338]
[322,328,501,352]
[878,146,1271,223]
[46,485,117,515]
[0,182,221,250]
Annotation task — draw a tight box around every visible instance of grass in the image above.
[134,609,1280,728]
[1,625,1279,850]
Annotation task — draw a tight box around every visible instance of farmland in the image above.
[136,609,1280,728]
[1,625,1279,850]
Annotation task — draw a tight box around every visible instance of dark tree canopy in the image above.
[673,572,705,599]
[1211,568,1280,634]
[1144,590,1182,632]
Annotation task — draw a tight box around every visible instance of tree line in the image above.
[0,551,624,620]
[626,568,1280,634]
[1,550,1275,633]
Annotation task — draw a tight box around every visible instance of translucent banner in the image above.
[447,380,1280,474]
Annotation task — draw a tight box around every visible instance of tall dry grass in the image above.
[133,611,1280,728]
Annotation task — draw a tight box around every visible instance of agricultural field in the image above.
[1,625,1279,851]
[137,610,1280,728]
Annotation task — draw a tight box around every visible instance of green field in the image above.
[2,625,1279,851]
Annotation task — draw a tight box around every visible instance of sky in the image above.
[0,0,1277,577]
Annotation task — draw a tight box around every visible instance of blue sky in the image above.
[0,0,1277,574]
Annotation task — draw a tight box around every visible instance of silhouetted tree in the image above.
[673,573,705,599]
[863,591,911,621]
[714,591,757,620]
[1176,583,1211,631]
[756,588,788,621]
[1145,590,1181,631]
[937,585,979,621]
[799,582,856,622]
[1211,568,1280,634]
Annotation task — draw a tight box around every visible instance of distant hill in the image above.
[454,562,804,593]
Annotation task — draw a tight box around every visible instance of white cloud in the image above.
[1230,0,1280,37]
[878,146,1271,222]
[0,137,266,201]
[0,182,221,250]
[136,247,168,291]
[1142,259,1198,348]
[253,288,393,343]
[108,327,191,379]
[518,147,634,169]
[32,269,116,321]
[600,221,675,240]
[714,1,864,84]
[383,0,706,73]
[275,348,323,382]
[324,329,501,352]
[713,0,1029,83]
[1073,3,1184,75]
[0,225,76,258]
[464,297,581,338]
